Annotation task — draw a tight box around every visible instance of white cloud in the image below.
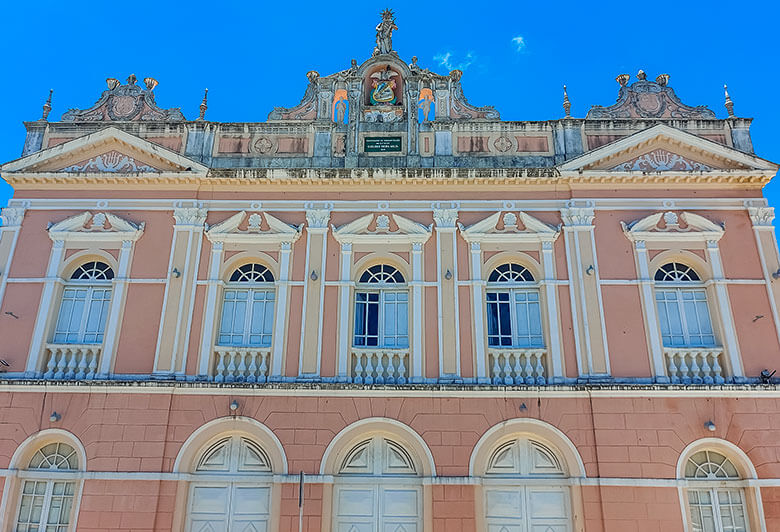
[512,35,526,52]
[433,51,476,71]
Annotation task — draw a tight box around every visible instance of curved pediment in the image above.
[332,213,432,246]
[205,211,302,245]
[48,211,145,243]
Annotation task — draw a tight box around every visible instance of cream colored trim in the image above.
[469,242,488,382]
[0,205,26,312]
[336,243,353,380]
[197,242,225,377]
[634,241,666,380]
[622,211,724,244]
[25,240,66,375]
[271,243,292,379]
[706,242,744,378]
[411,242,424,381]
[98,240,133,376]
[459,211,560,244]
[332,212,432,246]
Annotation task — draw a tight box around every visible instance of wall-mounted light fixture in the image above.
[772,268,780,280]
[49,412,61,423]
[171,268,181,278]
[585,265,594,276]
[704,420,716,432]
[444,269,452,280]
[230,400,239,412]
[310,270,318,281]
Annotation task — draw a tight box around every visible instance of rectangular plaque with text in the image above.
[364,136,402,153]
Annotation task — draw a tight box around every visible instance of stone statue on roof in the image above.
[374,9,397,56]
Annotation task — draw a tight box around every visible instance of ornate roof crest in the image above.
[61,74,185,122]
[587,70,716,119]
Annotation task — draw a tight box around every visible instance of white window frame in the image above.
[216,264,276,348]
[683,450,751,532]
[353,266,409,349]
[486,264,544,349]
[13,442,81,532]
[52,262,114,345]
[654,263,717,348]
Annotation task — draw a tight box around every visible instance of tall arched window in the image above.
[486,263,543,348]
[217,264,276,347]
[654,262,715,347]
[187,435,273,531]
[483,437,572,531]
[333,435,421,531]
[353,265,408,348]
[14,442,80,531]
[684,450,748,532]
[52,261,114,344]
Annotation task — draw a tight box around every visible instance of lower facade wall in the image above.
[0,387,778,531]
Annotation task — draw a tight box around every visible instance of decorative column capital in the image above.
[560,201,595,227]
[341,242,354,253]
[0,206,26,228]
[306,209,331,230]
[173,206,208,227]
[432,208,458,229]
[746,205,775,227]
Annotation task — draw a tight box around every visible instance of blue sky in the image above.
[1,0,778,215]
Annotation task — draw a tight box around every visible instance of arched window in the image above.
[15,442,79,531]
[187,435,272,531]
[353,265,408,348]
[483,437,572,531]
[52,261,114,344]
[217,264,275,347]
[334,435,421,531]
[654,262,715,347]
[486,263,543,348]
[684,450,748,532]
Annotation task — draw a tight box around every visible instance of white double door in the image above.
[188,482,271,532]
[334,483,421,532]
[485,485,571,532]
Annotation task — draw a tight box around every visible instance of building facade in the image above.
[1,13,780,532]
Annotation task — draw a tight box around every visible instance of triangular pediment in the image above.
[559,124,778,173]
[48,211,145,243]
[458,211,560,244]
[621,210,724,242]
[1,127,207,174]
[332,213,432,245]
[205,211,302,245]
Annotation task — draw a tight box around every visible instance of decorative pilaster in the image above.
[337,242,353,381]
[633,240,667,382]
[744,200,780,353]
[541,241,564,382]
[0,205,26,311]
[433,207,460,380]
[26,239,66,376]
[469,242,489,383]
[411,242,424,382]
[153,204,208,376]
[98,240,133,376]
[298,208,331,379]
[705,239,744,380]
[560,201,611,380]
[271,241,294,380]
[197,241,225,377]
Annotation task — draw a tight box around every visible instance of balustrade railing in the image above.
[43,344,101,380]
[488,348,547,385]
[213,347,272,383]
[664,347,726,384]
[351,348,409,384]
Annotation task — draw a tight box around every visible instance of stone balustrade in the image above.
[43,344,101,380]
[664,347,726,384]
[488,348,547,385]
[351,348,409,385]
[213,347,272,383]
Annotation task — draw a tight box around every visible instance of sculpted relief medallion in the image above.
[494,136,513,153]
[253,137,275,154]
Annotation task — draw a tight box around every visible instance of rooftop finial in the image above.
[40,89,53,122]
[724,84,735,117]
[563,85,571,118]
[616,74,630,87]
[636,69,647,81]
[197,88,209,121]
[373,8,397,56]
